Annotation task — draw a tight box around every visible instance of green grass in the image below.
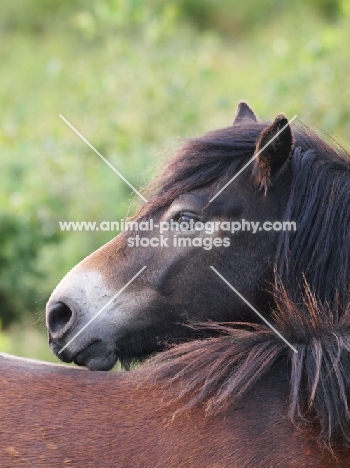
[0,321,60,362]
[1,0,350,360]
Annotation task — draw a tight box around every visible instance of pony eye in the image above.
[173,212,198,230]
[176,214,192,224]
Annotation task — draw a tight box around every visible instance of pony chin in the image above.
[72,341,118,371]
[50,338,118,371]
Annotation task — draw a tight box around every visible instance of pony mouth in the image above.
[52,340,117,371]
[72,341,117,371]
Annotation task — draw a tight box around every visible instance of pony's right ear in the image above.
[233,101,257,125]
[252,114,293,194]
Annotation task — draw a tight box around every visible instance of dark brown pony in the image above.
[46,103,293,370]
[27,103,350,463]
[2,284,350,466]
[46,102,350,371]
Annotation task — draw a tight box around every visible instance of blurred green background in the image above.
[1,0,350,362]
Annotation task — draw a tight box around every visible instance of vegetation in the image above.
[1,0,350,361]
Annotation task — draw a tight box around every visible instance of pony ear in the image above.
[233,101,257,125]
[252,114,293,194]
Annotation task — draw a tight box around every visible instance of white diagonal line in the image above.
[59,266,147,354]
[210,266,298,353]
[59,114,148,203]
[209,115,297,202]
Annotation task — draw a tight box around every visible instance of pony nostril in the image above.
[47,302,74,336]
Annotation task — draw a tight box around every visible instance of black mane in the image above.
[276,138,350,316]
[140,122,266,216]
[145,283,350,448]
[140,119,350,447]
[140,120,349,216]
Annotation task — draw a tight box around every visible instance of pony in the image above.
[47,103,293,370]
[6,102,349,464]
[45,102,350,373]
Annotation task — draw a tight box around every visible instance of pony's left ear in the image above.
[233,101,257,124]
[252,114,293,194]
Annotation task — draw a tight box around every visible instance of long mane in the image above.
[276,129,350,314]
[145,283,350,447]
[139,122,267,216]
[139,119,350,447]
